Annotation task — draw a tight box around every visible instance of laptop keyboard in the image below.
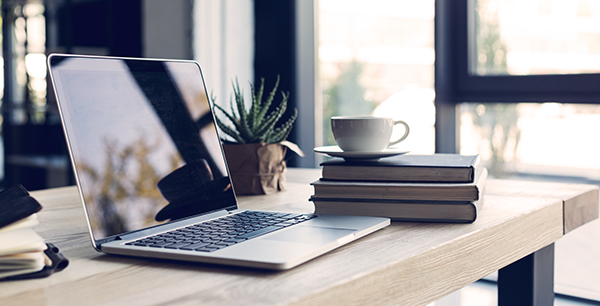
[125,211,317,252]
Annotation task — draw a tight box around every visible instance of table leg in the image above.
[498,243,555,306]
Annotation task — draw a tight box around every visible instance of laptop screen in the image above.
[48,55,237,241]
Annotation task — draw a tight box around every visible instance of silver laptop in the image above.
[47,54,389,270]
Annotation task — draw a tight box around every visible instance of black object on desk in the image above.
[3,243,70,281]
[0,185,42,228]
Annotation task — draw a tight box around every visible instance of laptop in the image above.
[47,54,390,270]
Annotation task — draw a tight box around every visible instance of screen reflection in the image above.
[50,56,236,239]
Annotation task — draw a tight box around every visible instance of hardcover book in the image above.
[320,154,480,183]
[311,198,483,223]
[311,167,487,202]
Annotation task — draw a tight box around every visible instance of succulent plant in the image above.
[212,76,297,144]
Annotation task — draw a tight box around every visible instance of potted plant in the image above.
[212,76,304,195]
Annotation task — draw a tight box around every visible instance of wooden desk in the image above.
[1,168,597,306]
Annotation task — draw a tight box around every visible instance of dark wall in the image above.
[253,0,300,165]
[56,0,142,56]
[2,0,144,191]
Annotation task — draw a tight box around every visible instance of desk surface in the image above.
[1,168,598,306]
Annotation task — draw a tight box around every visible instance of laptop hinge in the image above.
[96,236,119,247]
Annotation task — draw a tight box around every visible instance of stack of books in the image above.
[0,185,48,279]
[310,154,488,223]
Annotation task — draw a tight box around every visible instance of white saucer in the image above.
[314,146,410,161]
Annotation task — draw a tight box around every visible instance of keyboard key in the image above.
[223,238,246,243]
[195,247,218,252]
[164,242,193,249]
[180,242,210,250]
[148,241,178,247]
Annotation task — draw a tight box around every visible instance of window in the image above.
[459,0,600,180]
[473,0,600,76]
[193,0,253,112]
[317,0,436,159]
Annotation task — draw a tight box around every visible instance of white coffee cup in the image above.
[331,116,410,152]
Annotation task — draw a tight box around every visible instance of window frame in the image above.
[434,0,600,153]
[456,0,600,103]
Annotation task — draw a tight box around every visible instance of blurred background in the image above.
[1,0,599,304]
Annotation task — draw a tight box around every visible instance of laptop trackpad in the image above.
[263,225,356,245]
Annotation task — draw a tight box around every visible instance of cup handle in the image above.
[388,120,410,147]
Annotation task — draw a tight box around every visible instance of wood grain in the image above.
[0,169,597,306]
[485,178,599,233]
